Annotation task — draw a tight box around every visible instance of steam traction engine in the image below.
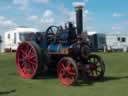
[16,5,105,86]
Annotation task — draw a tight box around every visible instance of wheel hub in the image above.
[24,57,28,62]
[90,64,97,70]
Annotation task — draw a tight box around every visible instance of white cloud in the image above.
[62,7,89,23]
[42,17,54,24]
[72,2,85,7]
[3,20,17,28]
[112,13,124,17]
[0,16,6,21]
[112,20,128,30]
[26,10,55,29]
[34,0,49,4]
[112,25,122,30]
[72,0,89,7]
[41,9,55,25]
[27,15,39,21]
[121,21,128,25]
[0,16,17,29]
[27,9,55,27]
[0,5,12,11]
[43,10,53,17]
[12,0,50,11]
[60,3,89,20]
[13,0,29,10]
[84,10,89,14]
[68,10,89,22]
[84,0,88,3]
[87,26,94,30]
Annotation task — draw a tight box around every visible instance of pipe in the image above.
[75,4,83,35]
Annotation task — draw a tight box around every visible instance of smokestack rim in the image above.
[72,2,84,8]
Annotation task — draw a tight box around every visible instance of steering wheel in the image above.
[46,25,59,43]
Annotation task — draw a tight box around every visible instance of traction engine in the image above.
[16,4,105,86]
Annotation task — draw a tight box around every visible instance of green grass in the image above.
[0,52,128,96]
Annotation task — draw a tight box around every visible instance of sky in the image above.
[0,0,128,36]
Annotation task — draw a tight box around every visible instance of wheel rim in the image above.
[57,59,77,86]
[82,55,105,80]
[16,42,38,79]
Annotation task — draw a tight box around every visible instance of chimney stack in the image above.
[74,2,84,35]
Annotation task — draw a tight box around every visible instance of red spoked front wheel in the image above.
[57,57,78,86]
[16,41,42,79]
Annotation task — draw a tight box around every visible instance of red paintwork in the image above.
[57,59,76,86]
[16,42,38,79]
[90,64,97,70]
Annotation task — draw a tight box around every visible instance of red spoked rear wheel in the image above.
[57,57,78,86]
[16,41,42,79]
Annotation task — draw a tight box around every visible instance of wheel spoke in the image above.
[28,48,32,54]
[30,65,35,73]
[29,55,36,60]
[28,60,36,66]
[68,76,75,81]
[21,62,27,68]
[68,71,76,76]
[25,44,30,50]
[95,59,99,65]
[94,69,98,75]
[61,63,65,69]
[66,64,71,71]
[28,48,35,57]
[60,68,64,73]
[59,69,65,77]
[20,49,27,56]
[97,70,102,73]
[91,70,94,76]
[22,67,27,73]
[18,58,24,62]
[22,62,28,72]
[97,63,101,67]
[50,29,54,33]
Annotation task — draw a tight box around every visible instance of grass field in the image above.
[0,52,128,96]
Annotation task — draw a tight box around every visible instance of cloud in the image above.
[0,5,12,11]
[41,9,55,25]
[68,10,88,22]
[27,15,39,21]
[112,24,122,30]
[83,0,88,3]
[13,0,29,10]
[72,2,85,7]
[60,4,89,23]
[0,16,6,21]
[27,9,55,28]
[34,0,49,4]
[121,21,128,25]
[112,20,128,31]
[43,10,53,17]
[58,3,90,30]
[0,16,17,29]
[72,0,89,7]
[86,26,94,31]
[112,12,124,17]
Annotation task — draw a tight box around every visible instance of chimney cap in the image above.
[73,2,84,8]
